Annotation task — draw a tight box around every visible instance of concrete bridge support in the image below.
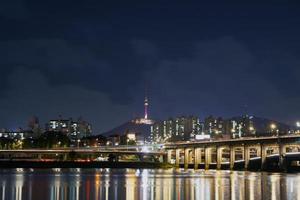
[175,149,185,167]
[216,146,230,169]
[261,144,279,169]
[250,146,261,159]
[194,148,201,169]
[217,147,222,170]
[231,147,244,169]
[175,149,180,167]
[167,150,173,164]
[205,147,212,170]
[261,144,266,170]
[244,145,262,169]
[244,146,250,169]
[279,144,287,170]
[230,147,235,170]
[184,148,194,169]
[184,148,189,169]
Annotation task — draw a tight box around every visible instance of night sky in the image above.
[0,1,300,133]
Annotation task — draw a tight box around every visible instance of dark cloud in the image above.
[0,0,28,20]
[1,36,300,131]
[0,2,300,131]
[0,67,132,132]
[0,39,134,101]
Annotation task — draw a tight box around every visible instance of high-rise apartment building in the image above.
[204,116,225,137]
[225,115,255,138]
[46,117,92,142]
[150,116,202,143]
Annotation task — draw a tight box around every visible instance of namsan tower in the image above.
[133,93,154,125]
[144,96,149,119]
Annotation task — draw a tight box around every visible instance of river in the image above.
[0,168,299,200]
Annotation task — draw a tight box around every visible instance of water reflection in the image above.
[0,168,299,200]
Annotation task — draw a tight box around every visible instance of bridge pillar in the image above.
[256,146,261,158]
[205,147,211,170]
[230,147,235,170]
[279,144,287,171]
[261,144,267,170]
[194,148,201,169]
[175,149,181,167]
[184,148,188,169]
[190,148,195,168]
[37,154,42,160]
[184,148,193,169]
[217,147,222,170]
[167,150,173,164]
[244,145,249,169]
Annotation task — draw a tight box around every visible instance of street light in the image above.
[270,123,277,130]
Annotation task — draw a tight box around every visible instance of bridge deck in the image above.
[164,135,300,148]
[0,149,166,155]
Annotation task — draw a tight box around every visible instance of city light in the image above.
[270,123,277,130]
[1,2,300,199]
[195,134,210,140]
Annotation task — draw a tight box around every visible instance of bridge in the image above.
[164,135,300,171]
[1,135,300,171]
[0,148,167,163]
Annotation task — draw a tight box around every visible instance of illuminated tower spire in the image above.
[132,87,154,125]
[144,95,149,119]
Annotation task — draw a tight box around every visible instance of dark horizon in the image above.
[1,1,300,132]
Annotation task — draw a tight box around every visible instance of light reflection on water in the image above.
[0,168,299,200]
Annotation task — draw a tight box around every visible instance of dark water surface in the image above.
[0,168,299,200]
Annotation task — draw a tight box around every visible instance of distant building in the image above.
[150,116,202,143]
[121,132,145,145]
[203,115,256,139]
[107,134,121,146]
[81,135,107,147]
[0,130,33,140]
[225,115,256,138]
[46,117,92,142]
[204,116,225,138]
[28,116,43,137]
[47,119,71,133]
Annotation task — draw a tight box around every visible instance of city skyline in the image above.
[0,92,298,133]
[2,2,300,200]
[0,2,300,133]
